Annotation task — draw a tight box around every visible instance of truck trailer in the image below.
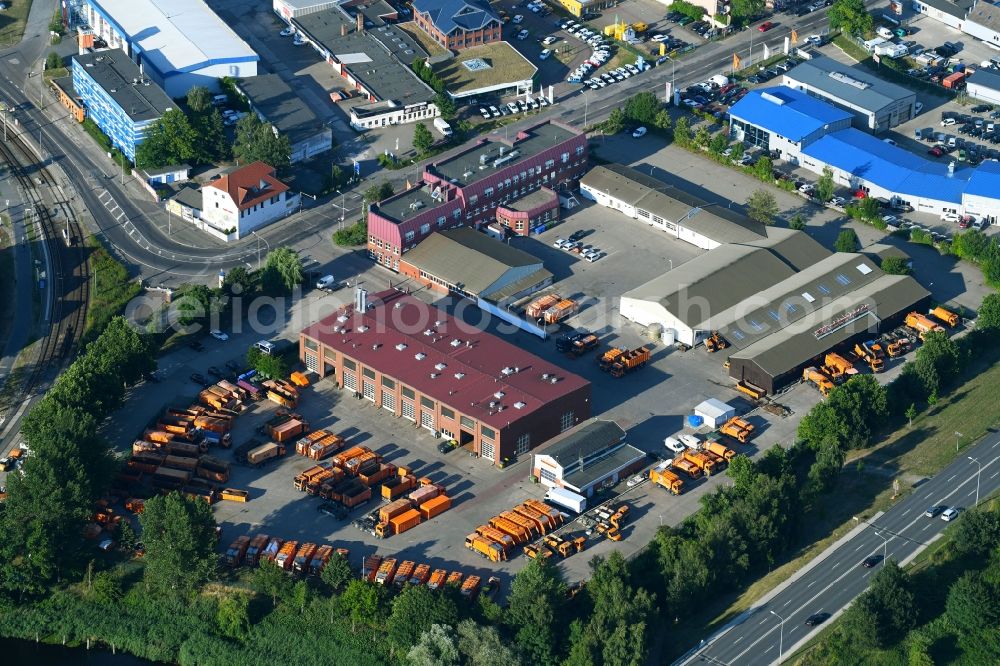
[544,486,587,514]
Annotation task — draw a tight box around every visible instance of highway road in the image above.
[0,2,868,281]
[681,432,1000,665]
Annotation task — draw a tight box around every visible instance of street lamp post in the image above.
[769,610,786,662]
[955,431,963,452]
[968,456,983,506]
[874,529,888,564]
[250,230,270,270]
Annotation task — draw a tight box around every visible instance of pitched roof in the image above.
[968,1,1000,30]
[964,159,1000,198]
[537,420,628,468]
[301,290,590,430]
[412,0,500,34]
[235,75,326,145]
[401,228,551,296]
[729,86,852,143]
[967,68,1000,94]
[917,0,974,20]
[204,161,289,211]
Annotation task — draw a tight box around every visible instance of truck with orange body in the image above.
[393,560,416,588]
[671,456,703,479]
[930,306,959,327]
[649,462,685,494]
[275,540,299,571]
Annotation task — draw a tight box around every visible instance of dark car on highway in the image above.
[805,612,830,627]
[862,554,883,568]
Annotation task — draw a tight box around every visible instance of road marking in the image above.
[807,580,815,587]
[991,471,999,480]
[763,645,773,654]
[855,543,865,551]
[733,636,742,643]
[947,474,958,482]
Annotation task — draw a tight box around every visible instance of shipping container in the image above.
[544,487,587,514]
[419,494,451,520]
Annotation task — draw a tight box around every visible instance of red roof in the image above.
[206,161,289,211]
[302,290,590,429]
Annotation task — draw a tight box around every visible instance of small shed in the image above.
[694,398,736,429]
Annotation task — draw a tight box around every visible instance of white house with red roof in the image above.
[200,161,297,240]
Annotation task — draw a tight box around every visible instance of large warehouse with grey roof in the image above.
[620,229,930,393]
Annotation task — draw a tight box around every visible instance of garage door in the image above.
[304,353,318,372]
[420,411,435,431]
[481,440,495,462]
[382,391,396,412]
[362,380,375,402]
[343,369,356,392]
[401,400,415,422]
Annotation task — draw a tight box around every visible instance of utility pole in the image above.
[955,431,963,452]
[968,456,983,506]
[769,610,785,663]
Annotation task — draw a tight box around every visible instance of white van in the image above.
[211,94,228,107]
[254,340,276,355]
[315,274,337,290]
[877,26,894,39]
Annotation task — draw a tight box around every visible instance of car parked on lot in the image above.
[758,21,774,32]
[190,373,208,385]
[632,126,647,138]
[210,329,229,341]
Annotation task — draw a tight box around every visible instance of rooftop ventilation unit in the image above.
[395,343,407,351]
[434,362,447,370]
[357,325,368,332]
[494,391,505,399]
[541,373,550,380]
[415,352,426,360]
[372,344,380,350]
[454,372,465,379]
[430,373,439,378]
[501,367,514,376]
[435,320,445,327]
[828,71,870,89]
[424,329,434,336]
[514,401,526,409]
[450,339,462,347]
[549,376,560,384]
[338,314,349,323]
[489,401,497,409]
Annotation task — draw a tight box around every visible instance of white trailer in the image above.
[544,487,587,514]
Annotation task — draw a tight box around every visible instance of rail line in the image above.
[0,127,90,418]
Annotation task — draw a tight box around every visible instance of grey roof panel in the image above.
[236,74,326,144]
[73,51,174,122]
[784,55,915,113]
[539,420,627,468]
[563,443,646,491]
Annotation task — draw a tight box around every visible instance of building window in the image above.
[420,223,430,234]
[469,194,478,205]
[516,433,530,455]
[545,159,555,169]
[481,425,495,440]
[441,406,455,419]
[484,186,494,197]
[402,386,415,399]
[453,208,461,219]
[420,396,435,410]
[362,367,376,379]
[460,415,475,429]
[343,358,357,371]
[560,411,574,432]
[304,338,318,351]
[576,145,585,156]
[404,230,415,242]
[561,152,569,163]
[381,377,395,389]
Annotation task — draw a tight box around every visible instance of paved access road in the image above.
[684,433,1000,666]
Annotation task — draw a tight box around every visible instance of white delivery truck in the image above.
[433,117,453,137]
[544,487,587,514]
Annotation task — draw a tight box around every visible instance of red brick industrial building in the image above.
[411,0,502,51]
[366,120,587,271]
[299,289,591,465]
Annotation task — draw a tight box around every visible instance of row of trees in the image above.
[410,60,457,121]
[136,86,290,172]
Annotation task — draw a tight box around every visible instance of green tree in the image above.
[603,108,626,134]
[331,164,345,189]
[914,331,962,394]
[261,246,303,294]
[753,155,773,182]
[456,619,522,666]
[185,86,213,114]
[978,293,1000,333]
[252,558,291,607]
[388,584,459,652]
[835,229,859,252]
[731,0,765,22]
[118,520,138,554]
[905,403,917,427]
[190,108,228,163]
[817,166,836,203]
[413,122,435,154]
[789,213,806,230]
[139,492,218,598]
[624,92,661,125]
[694,125,711,148]
[45,52,62,70]
[233,113,291,172]
[841,561,917,649]
[856,196,880,221]
[881,256,911,275]
[828,0,874,37]
[320,552,354,593]
[222,265,255,297]
[408,624,460,666]
[340,579,383,636]
[708,133,729,154]
[89,569,124,605]
[946,571,1000,634]
[730,142,744,163]
[508,557,567,665]
[176,283,217,328]
[952,508,1000,557]
[216,594,250,638]
[135,109,198,169]
[746,189,779,225]
[434,93,457,121]
[653,109,673,131]
[673,115,691,145]
[799,374,888,451]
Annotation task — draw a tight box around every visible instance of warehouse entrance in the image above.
[459,429,474,447]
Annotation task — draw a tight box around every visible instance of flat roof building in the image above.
[397,228,553,303]
[432,41,537,100]
[77,0,259,97]
[729,86,853,155]
[912,0,974,30]
[531,420,646,497]
[781,56,916,133]
[580,164,768,250]
[300,289,591,464]
[368,120,587,270]
[234,75,333,164]
[966,68,1000,107]
[72,51,175,162]
[293,7,441,130]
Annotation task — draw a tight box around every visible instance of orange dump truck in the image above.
[393,560,416,588]
[309,545,333,576]
[526,294,560,319]
[427,569,448,591]
[931,306,959,327]
[224,536,250,567]
[501,510,540,538]
[379,499,414,524]
[446,571,464,587]
[905,312,945,339]
[409,563,431,586]
[476,525,516,552]
[294,464,330,492]
[610,346,651,377]
[382,473,417,500]
[308,433,345,460]
[275,540,299,571]
[383,508,422,537]
[465,533,508,561]
[460,575,482,598]
[522,499,564,529]
[542,299,578,325]
[359,463,396,488]
[246,533,269,566]
[293,542,318,575]
[720,416,754,443]
[375,558,398,585]
[332,446,371,469]
[306,468,340,495]
[703,440,737,462]
[803,366,834,396]
[270,419,307,443]
[489,515,531,543]
[247,442,286,466]
[683,449,718,476]
[512,504,553,535]
[361,554,383,582]
[290,371,310,387]
[650,462,684,495]
[671,456,703,479]
[295,430,328,456]
[598,347,624,371]
[822,353,856,380]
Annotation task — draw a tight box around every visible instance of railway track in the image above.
[0,128,90,415]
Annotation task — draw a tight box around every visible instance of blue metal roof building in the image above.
[729,87,852,144]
